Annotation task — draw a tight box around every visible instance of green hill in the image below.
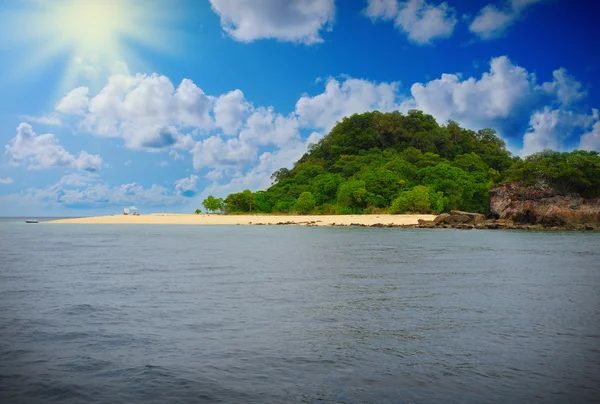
[211,110,600,215]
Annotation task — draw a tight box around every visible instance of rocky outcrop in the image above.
[489,182,600,227]
[413,184,600,230]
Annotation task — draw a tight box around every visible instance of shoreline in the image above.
[46,213,437,227]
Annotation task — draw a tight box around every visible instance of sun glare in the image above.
[0,0,182,93]
[55,0,127,52]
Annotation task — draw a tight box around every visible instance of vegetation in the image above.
[195,110,600,215]
[202,195,224,213]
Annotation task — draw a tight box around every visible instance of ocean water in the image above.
[1,222,599,403]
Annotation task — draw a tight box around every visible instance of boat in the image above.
[25,220,38,224]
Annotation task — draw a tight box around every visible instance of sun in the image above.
[0,0,182,92]
[53,0,129,53]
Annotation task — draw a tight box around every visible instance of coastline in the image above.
[46,213,437,226]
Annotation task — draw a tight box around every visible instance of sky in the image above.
[0,0,598,216]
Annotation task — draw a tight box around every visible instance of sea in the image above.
[1,218,599,403]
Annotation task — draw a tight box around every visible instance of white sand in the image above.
[47,213,437,226]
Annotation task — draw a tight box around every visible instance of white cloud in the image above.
[55,86,90,115]
[214,89,249,135]
[239,107,300,147]
[73,73,211,150]
[209,0,335,44]
[365,0,398,19]
[174,174,199,196]
[521,108,598,156]
[159,161,169,167]
[169,150,184,160]
[5,123,102,171]
[295,77,403,131]
[205,169,224,182]
[410,56,538,131]
[20,114,62,126]
[469,5,513,39]
[191,136,257,170]
[58,173,99,187]
[580,121,600,152]
[470,0,550,39]
[542,68,587,106]
[365,0,457,44]
[17,173,185,209]
[0,177,13,184]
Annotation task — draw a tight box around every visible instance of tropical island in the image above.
[198,110,600,229]
[51,110,600,230]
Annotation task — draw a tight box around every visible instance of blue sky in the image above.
[0,0,598,216]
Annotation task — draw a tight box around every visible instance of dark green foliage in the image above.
[219,110,598,215]
[224,190,256,213]
[296,191,316,213]
[337,180,369,211]
[504,150,600,197]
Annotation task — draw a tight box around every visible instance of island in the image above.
[49,111,600,230]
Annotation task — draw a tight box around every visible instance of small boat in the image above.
[25,220,38,224]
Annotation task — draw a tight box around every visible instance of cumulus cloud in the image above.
[0,177,13,184]
[61,73,212,150]
[239,107,300,147]
[410,56,536,130]
[191,136,257,170]
[5,123,102,171]
[55,87,90,115]
[174,174,199,197]
[580,121,600,152]
[470,0,550,39]
[214,89,250,135]
[541,68,587,106]
[209,0,335,44]
[365,0,457,44]
[296,77,404,131]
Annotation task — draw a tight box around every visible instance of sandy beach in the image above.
[47,213,437,226]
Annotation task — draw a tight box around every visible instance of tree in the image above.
[202,196,224,213]
[390,185,432,213]
[224,190,256,213]
[270,168,291,184]
[296,191,316,214]
[194,208,202,214]
[337,180,369,211]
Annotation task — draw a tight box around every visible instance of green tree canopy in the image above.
[202,196,224,213]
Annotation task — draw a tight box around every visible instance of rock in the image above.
[450,210,486,224]
[433,213,450,224]
[417,219,436,228]
[489,182,600,228]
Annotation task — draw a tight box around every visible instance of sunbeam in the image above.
[0,0,184,94]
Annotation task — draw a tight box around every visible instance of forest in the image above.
[200,110,600,215]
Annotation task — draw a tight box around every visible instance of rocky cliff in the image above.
[488,182,600,227]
